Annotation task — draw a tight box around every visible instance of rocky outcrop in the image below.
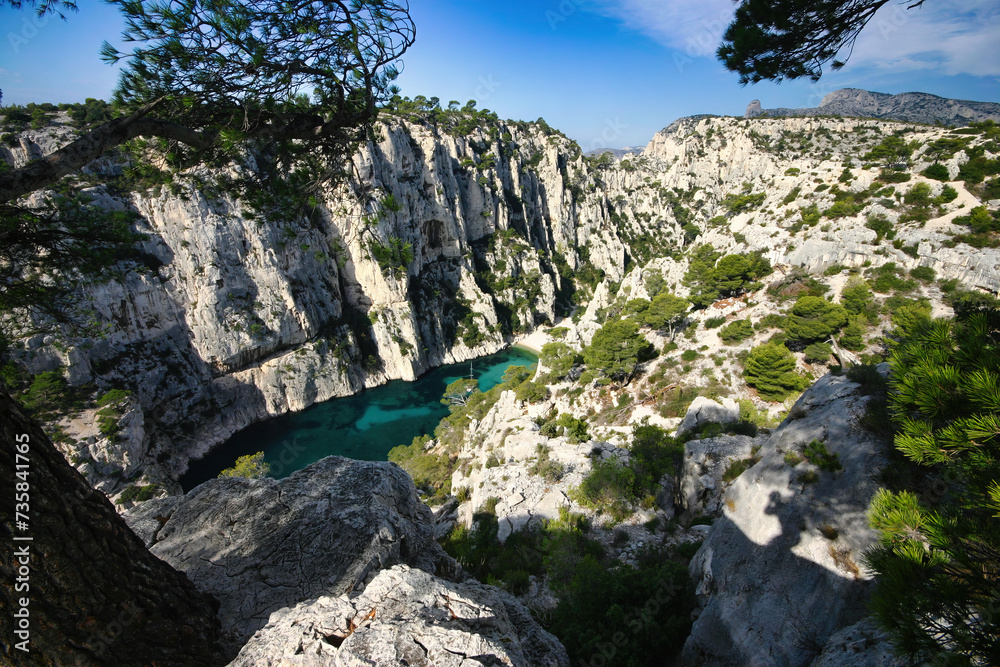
[744,87,1000,126]
[682,372,890,666]
[230,564,570,667]
[124,456,443,642]
[677,396,741,435]
[0,389,226,667]
[809,619,905,667]
[678,433,760,519]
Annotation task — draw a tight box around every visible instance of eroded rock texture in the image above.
[229,564,570,667]
[124,456,444,643]
[682,373,890,666]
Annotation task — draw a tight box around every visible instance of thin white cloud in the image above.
[583,0,735,56]
[585,0,1000,78]
[850,0,1000,77]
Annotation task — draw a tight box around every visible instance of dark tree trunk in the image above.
[1,388,227,666]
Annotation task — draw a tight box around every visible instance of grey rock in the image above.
[679,434,760,517]
[810,618,906,667]
[677,396,740,436]
[125,456,440,642]
[229,564,570,667]
[682,373,890,666]
[432,497,459,540]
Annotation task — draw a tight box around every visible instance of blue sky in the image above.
[1,0,998,148]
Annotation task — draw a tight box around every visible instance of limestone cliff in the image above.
[5,107,998,500]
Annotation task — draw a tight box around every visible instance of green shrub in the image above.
[683,245,771,308]
[529,444,565,482]
[983,177,1000,199]
[557,413,590,443]
[782,186,801,205]
[539,342,581,381]
[515,380,549,403]
[877,170,911,184]
[936,184,958,203]
[786,296,848,342]
[97,389,132,407]
[889,298,932,336]
[722,457,756,482]
[389,437,454,497]
[547,555,695,667]
[629,422,683,489]
[839,316,867,351]
[922,163,949,181]
[743,343,807,402]
[840,277,875,316]
[868,263,916,293]
[703,316,726,329]
[115,484,160,505]
[719,319,754,344]
[802,439,842,472]
[865,214,895,243]
[803,342,833,364]
[908,265,935,282]
[218,452,269,479]
[584,319,655,383]
[680,349,698,362]
[572,458,637,521]
[783,451,802,466]
[19,370,72,415]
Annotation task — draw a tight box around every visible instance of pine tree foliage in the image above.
[683,245,772,308]
[864,311,1000,664]
[218,451,270,479]
[786,295,849,342]
[742,342,807,401]
[717,0,927,84]
[584,319,655,385]
[0,200,145,346]
[0,0,416,202]
[641,293,690,339]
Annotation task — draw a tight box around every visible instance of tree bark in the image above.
[1,389,227,665]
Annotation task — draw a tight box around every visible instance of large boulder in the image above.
[678,434,761,518]
[682,373,892,666]
[677,396,740,436]
[229,564,570,667]
[125,456,442,642]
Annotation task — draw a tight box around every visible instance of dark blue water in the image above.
[179,347,538,490]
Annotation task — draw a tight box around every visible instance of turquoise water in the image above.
[179,347,538,490]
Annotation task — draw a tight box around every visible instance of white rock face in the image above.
[229,565,570,667]
[10,112,999,497]
[682,372,891,666]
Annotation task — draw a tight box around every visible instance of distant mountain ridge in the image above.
[745,88,1000,126]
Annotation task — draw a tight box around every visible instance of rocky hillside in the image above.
[3,104,998,504]
[745,88,1000,126]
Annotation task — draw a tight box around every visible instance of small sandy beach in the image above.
[513,328,548,355]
